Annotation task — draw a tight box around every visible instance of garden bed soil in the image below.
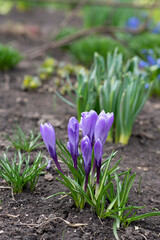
[0,7,160,240]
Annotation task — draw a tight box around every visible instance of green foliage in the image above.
[59,49,151,144]
[0,43,22,70]
[47,140,160,240]
[0,151,47,193]
[69,35,130,66]
[56,27,77,41]
[83,6,111,27]
[78,50,151,144]
[83,5,137,28]
[5,125,43,152]
[128,33,160,54]
[0,0,13,14]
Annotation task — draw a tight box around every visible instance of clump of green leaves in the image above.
[0,150,47,193]
[59,49,151,144]
[5,125,43,152]
[69,35,130,66]
[77,50,151,144]
[0,43,22,70]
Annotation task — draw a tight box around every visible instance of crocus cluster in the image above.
[40,110,114,192]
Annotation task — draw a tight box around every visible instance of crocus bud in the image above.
[80,110,98,146]
[94,139,103,168]
[81,136,92,191]
[94,111,114,146]
[40,123,63,173]
[68,117,79,169]
[94,139,103,184]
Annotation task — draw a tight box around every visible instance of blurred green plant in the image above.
[0,0,13,14]
[38,57,57,80]
[22,75,41,90]
[83,5,137,28]
[0,150,47,193]
[0,43,22,70]
[5,125,43,152]
[69,35,130,66]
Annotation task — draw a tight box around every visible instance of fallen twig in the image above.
[0,213,20,218]
[18,216,88,228]
[0,186,15,201]
[25,23,148,60]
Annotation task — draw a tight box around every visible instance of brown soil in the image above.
[0,7,160,240]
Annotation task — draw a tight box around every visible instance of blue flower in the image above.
[126,17,141,29]
[139,60,149,68]
[145,83,149,89]
[146,55,156,66]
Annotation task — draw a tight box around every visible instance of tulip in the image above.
[40,123,63,173]
[68,117,79,169]
[81,136,92,191]
[80,110,98,146]
[94,111,114,146]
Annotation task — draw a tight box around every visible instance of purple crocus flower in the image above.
[68,117,79,169]
[126,17,141,29]
[40,123,63,173]
[94,139,103,184]
[81,136,92,191]
[80,110,98,146]
[94,111,114,146]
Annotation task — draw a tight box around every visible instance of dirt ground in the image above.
[0,7,160,240]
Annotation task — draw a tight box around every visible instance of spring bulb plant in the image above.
[0,150,47,193]
[40,111,160,239]
[73,49,151,144]
[0,43,22,70]
[5,124,44,152]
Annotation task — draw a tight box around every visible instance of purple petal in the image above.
[81,136,92,175]
[94,112,114,145]
[94,139,103,168]
[40,123,56,155]
[81,110,98,144]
